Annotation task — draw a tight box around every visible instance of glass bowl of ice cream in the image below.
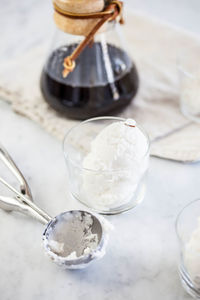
[63,117,150,214]
[176,199,200,298]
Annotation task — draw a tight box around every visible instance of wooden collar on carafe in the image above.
[53,0,124,78]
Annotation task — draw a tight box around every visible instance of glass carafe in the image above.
[40,0,139,120]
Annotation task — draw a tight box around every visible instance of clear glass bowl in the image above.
[63,116,150,215]
[176,199,200,298]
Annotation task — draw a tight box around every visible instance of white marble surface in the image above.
[0,1,200,299]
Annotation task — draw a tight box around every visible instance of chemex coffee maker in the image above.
[40,0,139,119]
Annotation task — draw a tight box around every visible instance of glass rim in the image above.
[63,116,150,173]
[175,198,200,243]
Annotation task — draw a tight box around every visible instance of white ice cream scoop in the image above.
[0,145,109,269]
[82,118,149,210]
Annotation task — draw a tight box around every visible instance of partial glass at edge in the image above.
[176,199,200,298]
[63,117,150,215]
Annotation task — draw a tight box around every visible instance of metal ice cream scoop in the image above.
[0,145,108,269]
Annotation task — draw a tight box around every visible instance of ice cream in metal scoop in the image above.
[0,145,110,269]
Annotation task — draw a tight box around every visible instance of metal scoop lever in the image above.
[0,145,32,198]
[0,195,49,224]
[0,176,51,224]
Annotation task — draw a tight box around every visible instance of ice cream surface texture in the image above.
[184,217,200,286]
[82,119,149,210]
[46,212,99,259]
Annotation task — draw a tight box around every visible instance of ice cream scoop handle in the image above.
[0,145,32,198]
[0,195,48,224]
[0,177,51,224]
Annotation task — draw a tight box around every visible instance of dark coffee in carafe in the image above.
[41,43,139,119]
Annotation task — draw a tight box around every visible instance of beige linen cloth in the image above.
[1,11,200,162]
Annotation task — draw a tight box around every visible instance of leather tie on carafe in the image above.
[53,0,124,78]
